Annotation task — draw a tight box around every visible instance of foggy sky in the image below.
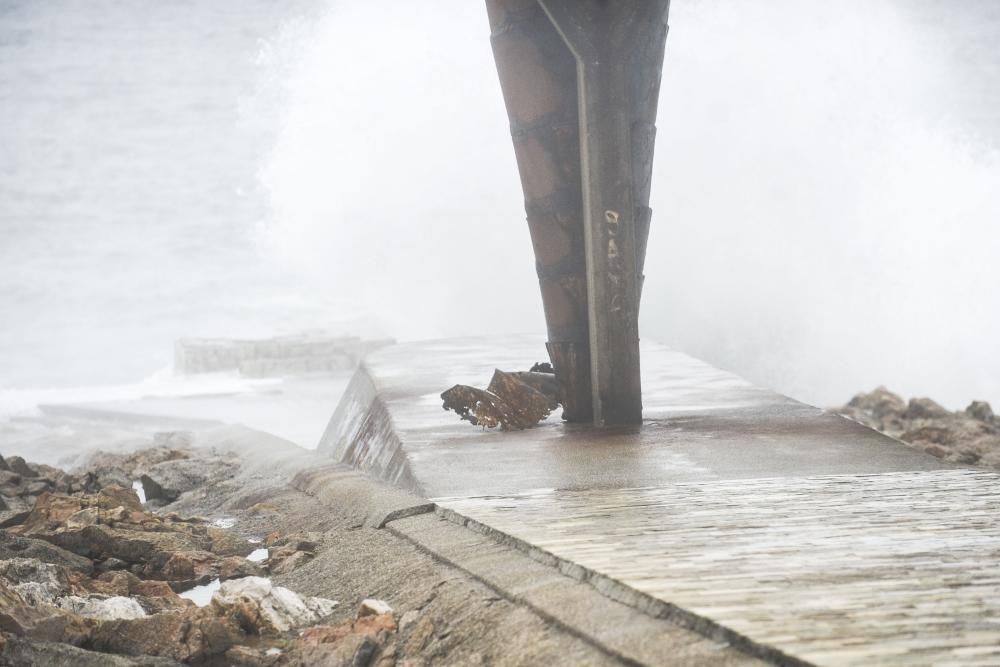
[2,0,998,411]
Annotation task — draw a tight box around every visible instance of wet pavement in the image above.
[321,335,999,666]
[320,335,948,498]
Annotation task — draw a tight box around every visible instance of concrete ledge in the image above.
[315,335,998,666]
[388,511,769,666]
[290,465,430,529]
[422,506,803,667]
[319,335,947,498]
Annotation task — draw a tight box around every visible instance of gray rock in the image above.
[96,557,129,573]
[140,457,237,503]
[838,388,1000,469]
[905,397,952,420]
[358,598,393,618]
[211,576,338,633]
[0,509,31,529]
[0,557,73,607]
[847,386,906,419]
[0,635,182,666]
[138,474,177,503]
[0,470,23,494]
[58,594,148,620]
[6,457,38,478]
[24,479,52,496]
[965,400,995,422]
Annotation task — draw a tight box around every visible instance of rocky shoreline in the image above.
[0,442,398,666]
[835,387,1000,468]
[4,386,995,665]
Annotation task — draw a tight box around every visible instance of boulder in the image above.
[137,474,175,503]
[69,570,191,615]
[208,526,254,557]
[153,550,219,587]
[139,457,237,504]
[0,532,93,574]
[0,583,91,645]
[218,556,264,580]
[11,489,217,571]
[268,549,312,575]
[905,397,952,421]
[0,635,182,666]
[841,386,907,431]
[283,633,379,667]
[0,509,31,530]
[0,471,23,493]
[0,558,71,605]
[88,606,241,663]
[265,531,322,553]
[5,458,37,479]
[58,595,147,621]
[966,400,995,422]
[358,599,393,618]
[36,524,209,568]
[211,576,337,634]
[300,614,396,646]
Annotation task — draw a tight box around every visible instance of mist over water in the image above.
[252,2,539,339]
[1,0,998,413]
[645,0,1000,408]
[257,0,1000,409]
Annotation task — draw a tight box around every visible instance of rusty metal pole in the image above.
[486,0,594,422]
[486,0,669,426]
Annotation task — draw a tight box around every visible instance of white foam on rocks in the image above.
[131,480,146,504]
[179,578,221,607]
[247,548,269,562]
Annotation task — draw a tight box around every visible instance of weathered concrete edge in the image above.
[289,464,433,529]
[427,505,815,667]
[387,516,646,667]
[292,463,794,665]
[316,364,424,495]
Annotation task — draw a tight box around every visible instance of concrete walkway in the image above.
[320,336,999,666]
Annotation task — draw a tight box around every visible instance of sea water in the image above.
[2,0,1000,421]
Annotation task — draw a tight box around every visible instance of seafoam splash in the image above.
[254,0,1000,409]
[0,367,278,422]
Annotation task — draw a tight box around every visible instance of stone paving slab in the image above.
[437,469,1000,667]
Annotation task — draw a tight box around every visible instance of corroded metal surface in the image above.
[441,369,559,430]
[486,1,670,425]
[438,470,1000,666]
[487,0,592,421]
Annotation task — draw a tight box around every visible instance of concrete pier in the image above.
[321,336,1000,666]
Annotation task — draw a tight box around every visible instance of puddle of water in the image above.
[212,517,236,529]
[247,548,268,563]
[178,578,220,607]
[131,480,146,504]
[248,537,262,544]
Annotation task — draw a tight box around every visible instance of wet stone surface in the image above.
[438,469,1000,667]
